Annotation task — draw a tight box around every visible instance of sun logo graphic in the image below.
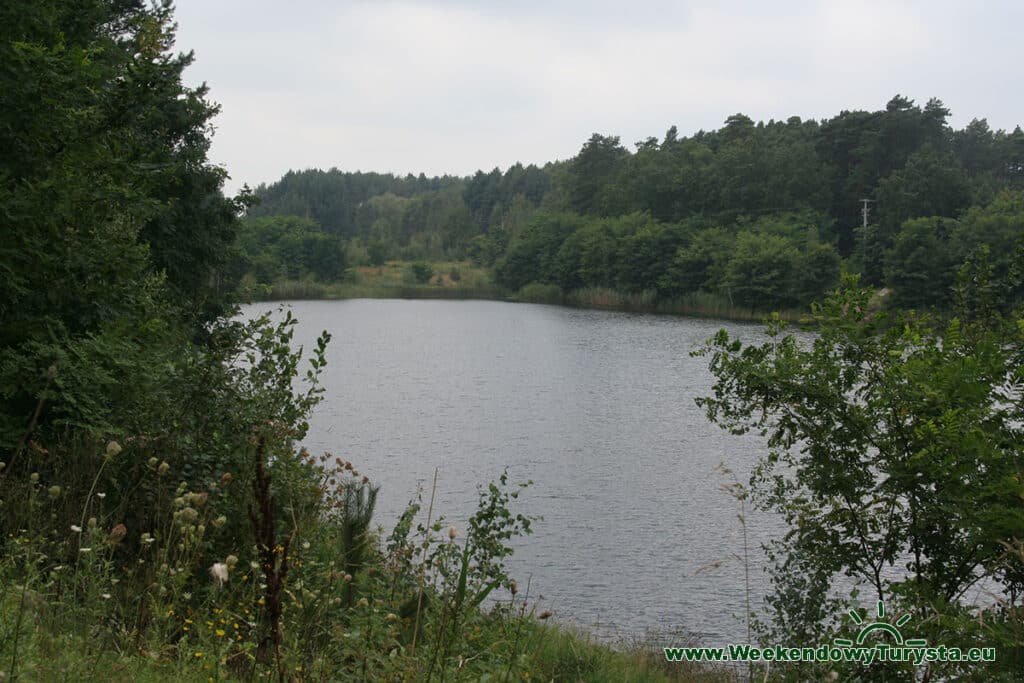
[835,601,927,649]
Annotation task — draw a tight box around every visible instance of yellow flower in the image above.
[216,629,225,637]
[194,652,204,658]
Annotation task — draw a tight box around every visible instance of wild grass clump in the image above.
[512,282,564,304]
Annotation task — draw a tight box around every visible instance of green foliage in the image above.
[235,215,348,283]
[366,240,389,266]
[408,261,434,284]
[243,96,1024,312]
[696,271,1024,680]
[493,212,585,291]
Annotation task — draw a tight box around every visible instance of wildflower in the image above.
[88,517,97,528]
[219,472,233,487]
[225,554,238,568]
[148,457,158,468]
[212,515,227,528]
[538,610,553,620]
[209,562,228,586]
[344,574,353,582]
[302,541,310,550]
[448,525,458,541]
[510,581,518,596]
[79,547,92,553]
[215,629,225,637]
[48,485,61,499]
[101,593,111,600]
[70,525,82,533]
[357,597,369,608]
[105,441,122,459]
[157,461,170,476]
[108,523,127,545]
[0,461,5,471]
[30,472,39,483]
[96,492,106,499]
[141,532,154,544]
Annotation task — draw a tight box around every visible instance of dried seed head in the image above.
[105,441,122,459]
[157,461,170,476]
[209,562,228,586]
[108,523,127,544]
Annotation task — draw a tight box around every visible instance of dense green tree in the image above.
[884,217,958,308]
[660,227,735,297]
[235,216,347,283]
[0,0,244,446]
[493,213,585,291]
[566,133,628,215]
[697,275,1024,679]
[722,232,801,308]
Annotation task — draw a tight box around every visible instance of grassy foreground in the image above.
[0,461,734,683]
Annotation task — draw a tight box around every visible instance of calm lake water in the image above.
[248,298,786,644]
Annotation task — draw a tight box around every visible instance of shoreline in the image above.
[247,281,806,324]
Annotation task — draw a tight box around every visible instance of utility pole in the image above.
[860,199,873,229]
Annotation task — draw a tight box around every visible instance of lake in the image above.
[248,298,785,644]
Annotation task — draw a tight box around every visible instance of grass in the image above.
[250,261,807,322]
[258,261,502,302]
[0,442,732,682]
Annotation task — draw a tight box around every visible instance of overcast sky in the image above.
[172,0,1024,195]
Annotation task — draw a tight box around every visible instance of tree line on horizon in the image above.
[240,95,1024,310]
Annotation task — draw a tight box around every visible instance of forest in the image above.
[241,97,1024,312]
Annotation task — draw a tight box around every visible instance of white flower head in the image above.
[210,562,229,586]
[448,525,458,541]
